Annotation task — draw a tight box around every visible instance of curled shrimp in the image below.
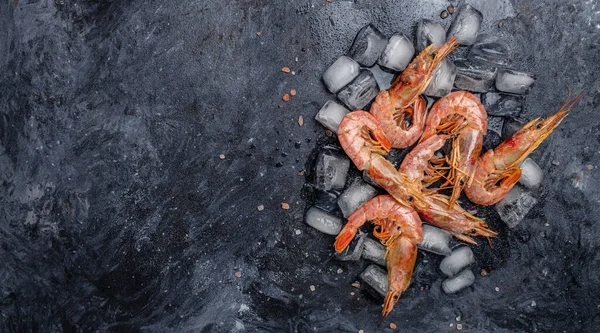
[465,94,582,206]
[421,91,488,208]
[370,38,458,148]
[399,134,449,189]
[334,195,422,321]
[338,111,427,208]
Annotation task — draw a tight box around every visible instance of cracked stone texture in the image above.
[1,0,599,332]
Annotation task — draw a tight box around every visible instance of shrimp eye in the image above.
[407,195,413,201]
[471,228,476,234]
[536,122,544,130]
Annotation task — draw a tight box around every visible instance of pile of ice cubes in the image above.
[306,3,547,300]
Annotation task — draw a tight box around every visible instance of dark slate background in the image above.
[1,0,599,332]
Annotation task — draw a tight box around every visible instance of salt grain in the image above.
[295,229,301,235]
[310,285,316,291]
[219,154,225,159]
[281,202,290,210]
[257,205,264,211]
[281,66,291,73]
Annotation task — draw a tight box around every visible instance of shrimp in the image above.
[370,38,459,148]
[399,134,449,189]
[334,195,422,253]
[416,193,497,244]
[334,195,422,321]
[337,111,391,171]
[338,111,427,208]
[465,94,582,206]
[420,91,488,208]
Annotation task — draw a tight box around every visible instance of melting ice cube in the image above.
[481,92,524,118]
[495,185,538,228]
[337,178,378,218]
[315,149,350,191]
[439,246,475,277]
[442,269,475,294]
[495,69,535,95]
[501,117,524,140]
[305,206,343,235]
[487,115,504,136]
[368,65,396,91]
[378,34,415,71]
[359,264,388,297]
[348,24,388,67]
[415,19,446,52]
[323,56,360,93]
[362,237,386,266]
[468,34,512,67]
[453,59,497,93]
[337,70,380,110]
[315,100,350,133]
[519,158,544,190]
[418,224,452,256]
[447,4,483,46]
[300,183,340,213]
[423,58,457,97]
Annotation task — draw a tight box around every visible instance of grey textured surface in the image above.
[1,0,600,332]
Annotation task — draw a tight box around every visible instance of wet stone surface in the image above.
[1,0,600,332]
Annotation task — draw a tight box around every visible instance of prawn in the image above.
[465,93,582,206]
[370,38,458,148]
[420,91,488,208]
[398,133,496,243]
[334,195,422,321]
[338,111,427,208]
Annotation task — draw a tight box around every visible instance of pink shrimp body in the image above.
[337,111,391,171]
[382,236,418,319]
[465,94,581,205]
[370,38,459,149]
[399,134,449,189]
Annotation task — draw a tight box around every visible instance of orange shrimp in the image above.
[420,91,487,208]
[465,94,582,206]
[334,195,422,321]
[335,195,422,252]
[338,111,427,208]
[415,193,497,244]
[370,38,458,148]
[398,134,449,189]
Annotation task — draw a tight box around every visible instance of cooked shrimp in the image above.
[334,195,422,253]
[465,94,582,205]
[337,111,391,171]
[399,134,449,189]
[420,91,487,208]
[370,38,458,148]
[416,193,497,244]
[382,236,418,319]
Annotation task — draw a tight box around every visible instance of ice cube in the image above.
[337,178,378,217]
[305,206,343,235]
[315,100,350,133]
[482,130,502,152]
[495,185,538,228]
[468,34,512,67]
[439,246,475,277]
[453,59,497,93]
[323,56,361,93]
[442,269,475,294]
[447,4,483,46]
[487,115,504,136]
[418,224,452,256]
[481,92,524,118]
[348,24,388,67]
[315,149,350,191]
[335,232,366,261]
[501,117,524,140]
[337,70,380,110]
[359,264,388,297]
[362,237,386,266]
[415,19,446,52]
[519,158,544,190]
[378,34,415,71]
[495,69,535,95]
[423,58,457,97]
[368,65,396,91]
